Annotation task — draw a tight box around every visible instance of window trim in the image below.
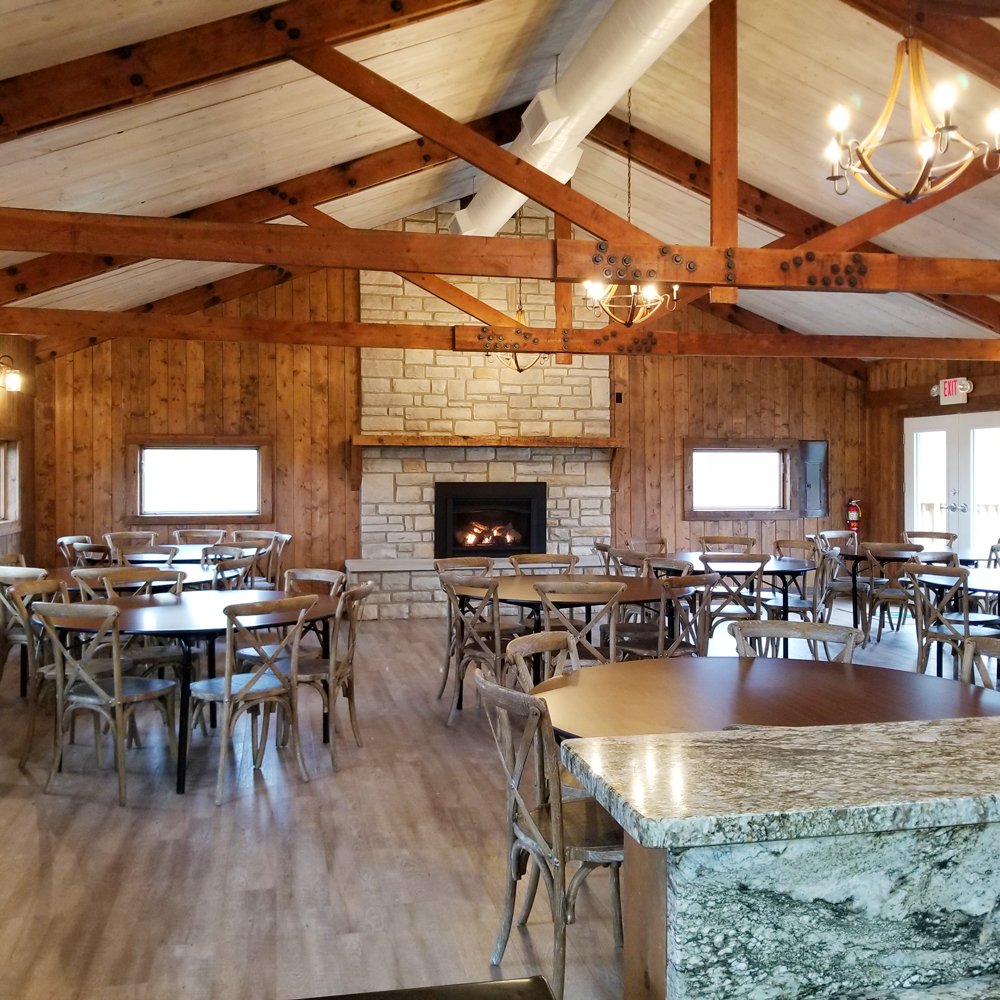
[0,440,21,538]
[684,438,803,521]
[126,435,274,524]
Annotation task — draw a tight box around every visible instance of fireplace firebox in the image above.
[434,482,547,559]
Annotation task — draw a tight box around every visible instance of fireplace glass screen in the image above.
[434,482,546,559]
[453,500,532,552]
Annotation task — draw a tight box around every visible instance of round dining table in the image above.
[533,656,1000,739]
[124,544,257,564]
[42,589,341,793]
[51,564,223,591]
[455,573,662,608]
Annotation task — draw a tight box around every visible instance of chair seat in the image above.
[190,673,285,701]
[530,798,624,854]
[762,595,814,611]
[943,612,1000,626]
[927,624,1000,641]
[619,636,696,658]
[126,642,185,664]
[69,675,175,706]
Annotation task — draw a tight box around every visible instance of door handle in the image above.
[940,502,958,512]
[958,503,969,513]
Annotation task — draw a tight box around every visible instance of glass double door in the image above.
[904,411,1000,550]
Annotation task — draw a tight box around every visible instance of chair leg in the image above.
[446,654,469,727]
[45,705,67,793]
[346,678,362,747]
[288,698,310,784]
[19,675,40,769]
[163,692,178,764]
[93,712,105,769]
[516,858,540,927]
[113,704,127,807]
[253,705,271,770]
[437,608,454,699]
[551,883,568,1000]
[321,678,330,744]
[609,863,624,948]
[491,841,520,966]
[215,703,232,807]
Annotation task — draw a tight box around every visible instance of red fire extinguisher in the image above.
[847,498,861,538]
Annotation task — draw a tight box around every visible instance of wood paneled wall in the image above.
[34,270,360,569]
[611,351,865,550]
[865,359,1000,542]
[0,334,37,560]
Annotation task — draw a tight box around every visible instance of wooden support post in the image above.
[710,0,739,305]
[554,211,574,364]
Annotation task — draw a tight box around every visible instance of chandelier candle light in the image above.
[825,39,1000,203]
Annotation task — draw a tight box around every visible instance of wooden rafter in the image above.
[588,113,1000,336]
[0,106,524,307]
[17,304,1000,362]
[292,46,651,244]
[709,0,739,305]
[0,0,489,141]
[839,0,1000,90]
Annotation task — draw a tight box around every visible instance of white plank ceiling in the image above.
[2,0,999,339]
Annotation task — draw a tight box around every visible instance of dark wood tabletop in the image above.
[669,552,814,575]
[918,567,1000,594]
[123,543,256,564]
[455,573,663,606]
[532,656,1000,739]
[51,564,222,591]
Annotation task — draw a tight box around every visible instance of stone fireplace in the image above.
[434,481,547,560]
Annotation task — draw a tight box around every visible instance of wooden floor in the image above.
[0,600,981,1000]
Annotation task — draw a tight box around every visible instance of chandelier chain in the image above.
[626,88,632,224]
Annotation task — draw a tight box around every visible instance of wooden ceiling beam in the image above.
[709,0,739,306]
[20,303,1000,363]
[588,114,1000,335]
[0,0,489,141]
[292,45,651,243]
[0,105,523,307]
[838,0,1000,91]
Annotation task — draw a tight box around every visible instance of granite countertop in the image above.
[560,716,1000,849]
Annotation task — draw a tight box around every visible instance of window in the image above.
[0,440,19,531]
[683,439,827,521]
[128,436,273,522]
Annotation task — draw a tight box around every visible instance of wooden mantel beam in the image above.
[0,0,488,141]
[16,305,1000,363]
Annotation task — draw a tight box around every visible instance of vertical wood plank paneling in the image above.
[92,342,113,532]
[72,349,93,537]
[34,359,56,563]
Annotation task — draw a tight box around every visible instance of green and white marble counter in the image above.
[561,718,1000,1000]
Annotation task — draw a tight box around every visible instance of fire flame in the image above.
[459,521,522,548]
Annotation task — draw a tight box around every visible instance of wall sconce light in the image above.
[0,356,22,391]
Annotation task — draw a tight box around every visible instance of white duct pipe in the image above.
[450,0,711,237]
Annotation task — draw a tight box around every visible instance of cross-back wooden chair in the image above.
[510,554,578,576]
[0,553,26,567]
[281,566,347,651]
[700,553,768,637]
[10,578,71,768]
[57,535,91,566]
[439,572,509,726]
[434,556,497,699]
[816,545,868,624]
[626,536,666,554]
[773,537,818,594]
[903,530,957,549]
[817,530,858,554]
[698,535,756,553]
[0,566,47,692]
[728,620,864,663]
[474,668,623,1000]
[119,545,179,566]
[174,529,226,545]
[231,530,279,587]
[503,630,582,690]
[905,563,999,686]
[593,541,612,573]
[213,555,256,590]
[916,550,960,567]
[533,580,626,665]
[988,544,1000,569]
[105,531,158,562]
[74,542,112,566]
[201,543,245,566]
[34,601,177,807]
[189,594,317,805]
[862,542,922,642]
[644,556,694,579]
[618,573,719,659]
[608,547,646,577]
[961,636,1000,689]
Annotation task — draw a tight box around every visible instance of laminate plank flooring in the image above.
[0,601,986,1000]
[0,620,623,1000]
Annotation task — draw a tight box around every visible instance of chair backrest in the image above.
[699,553,769,620]
[231,531,279,585]
[475,667,565,864]
[817,530,857,555]
[905,564,972,643]
[0,553,26,567]
[119,545,179,566]
[774,538,818,560]
[201,544,246,567]
[57,535,91,566]
[214,555,256,590]
[33,601,125,705]
[268,533,293,586]
[915,549,959,567]
[627,536,666,554]
[0,567,49,638]
[961,636,1000,688]
[231,530,278,546]
[594,541,612,574]
[331,582,375,681]
[698,535,756,553]
[434,556,493,577]
[101,567,184,598]
[863,543,922,590]
[72,542,112,566]
[533,581,625,664]
[174,529,226,544]
[504,630,581,690]
[283,567,347,599]
[645,556,694,579]
[105,531,158,561]
[221,595,317,700]
[608,547,646,576]
[988,543,1000,569]
[903,530,957,549]
[654,572,720,657]
[510,553,578,576]
[439,573,502,668]
[728,620,863,663]
[9,579,70,673]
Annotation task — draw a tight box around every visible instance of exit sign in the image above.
[938,377,971,405]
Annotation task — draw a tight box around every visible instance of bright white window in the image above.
[691,450,784,511]
[140,448,261,516]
